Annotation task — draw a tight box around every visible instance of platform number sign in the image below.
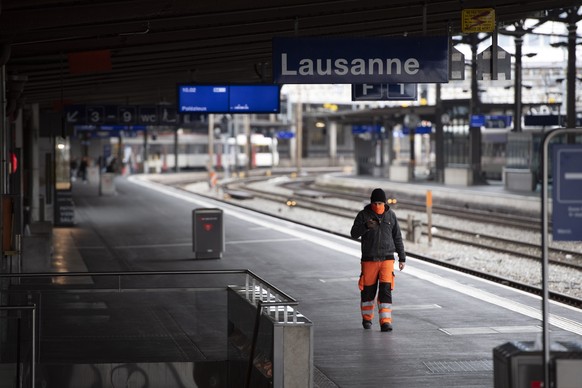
[86,106,105,124]
[552,145,582,241]
[352,83,417,101]
[118,106,136,124]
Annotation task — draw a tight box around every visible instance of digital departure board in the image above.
[229,85,280,113]
[177,84,280,113]
[178,85,229,113]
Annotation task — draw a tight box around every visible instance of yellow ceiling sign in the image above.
[462,8,495,33]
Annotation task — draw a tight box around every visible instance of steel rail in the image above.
[171,181,582,308]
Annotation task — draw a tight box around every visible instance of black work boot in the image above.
[381,322,393,332]
[362,320,372,329]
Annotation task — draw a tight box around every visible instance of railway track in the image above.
[425,226,582,270]
[219,177,582,271]
[282,178,543,231]
[167,172,582,308]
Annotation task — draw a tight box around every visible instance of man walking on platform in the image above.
[350,188,406,332]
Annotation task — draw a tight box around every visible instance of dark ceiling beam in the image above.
[2,0,580,109]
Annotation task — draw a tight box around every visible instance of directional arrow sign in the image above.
[66,110,79,123]
[65,105,85,124]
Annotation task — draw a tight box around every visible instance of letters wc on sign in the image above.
[272,36,449,84]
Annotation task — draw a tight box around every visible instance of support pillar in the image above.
[328,121,337,165]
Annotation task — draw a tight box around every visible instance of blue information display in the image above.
[552,145,582,241]
[352,83,417,101]
[402,124,432,135]
[178,85,229,113]
[352,124,382,134]
[229,85,280,113]
[277,131,295,139]
[470,114,512,128]
[177,84,280,113]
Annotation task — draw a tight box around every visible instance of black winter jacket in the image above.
[350,204,406,262]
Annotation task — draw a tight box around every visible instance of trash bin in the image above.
[100,173,116,196]
[192,208,224,259]
[493,341,582,388]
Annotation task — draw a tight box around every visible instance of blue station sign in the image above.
[402,123,433,135]
[552,145,582,241]
[276,131,295,139]
[352,124,383,134]
[470,114,512,128]
[272,36,449,84]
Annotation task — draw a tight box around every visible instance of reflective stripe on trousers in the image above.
[361,301,375,321]
[361,302,392,323]
[378,302,392,323]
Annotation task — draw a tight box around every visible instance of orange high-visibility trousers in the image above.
[359,260,394,324]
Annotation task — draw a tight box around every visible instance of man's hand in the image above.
[398,262,405,271]
[366,219,378,229]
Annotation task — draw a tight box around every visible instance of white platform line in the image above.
[406,265,582,336]
[130,176,582,336]
[113,238,301,250]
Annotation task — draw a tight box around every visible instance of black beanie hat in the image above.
[370,188,387,203]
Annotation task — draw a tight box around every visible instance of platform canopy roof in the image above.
[0,0,580,109]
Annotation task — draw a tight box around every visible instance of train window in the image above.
[182,144,207,154]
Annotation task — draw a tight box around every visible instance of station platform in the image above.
[12,171,582,387]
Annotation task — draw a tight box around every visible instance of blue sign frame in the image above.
[552,144,582,241]
[178,85,229,113]
[229,85,280,113]
[470,114,512,128]
[65,104,203,126]
[177,84,281,113]
[272,36,448,84]
[277,131,295,139]
[352,124,383,134]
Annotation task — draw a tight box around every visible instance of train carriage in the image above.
[113,131,279,172]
